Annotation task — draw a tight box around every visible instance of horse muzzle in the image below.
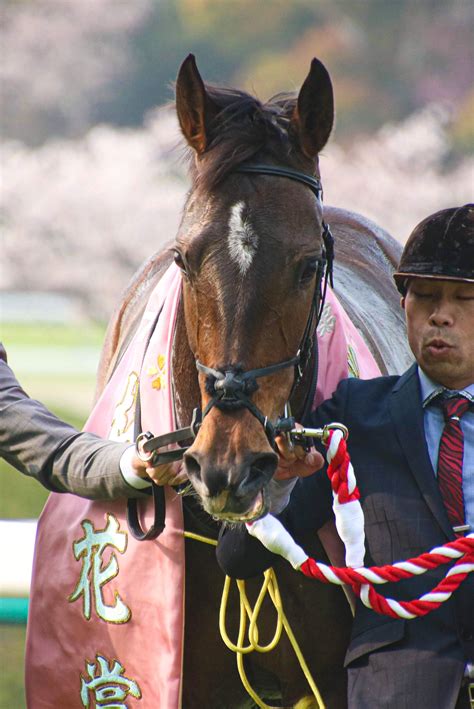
[183,448,278,521]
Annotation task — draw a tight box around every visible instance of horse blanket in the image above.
[25,263,380,708]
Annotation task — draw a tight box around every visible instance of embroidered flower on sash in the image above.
[347,343,361,378]
[147,353,167,390]
[317,302,336,338]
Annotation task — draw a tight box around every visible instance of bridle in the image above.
[195,163,334,449]
[127,162,334,540]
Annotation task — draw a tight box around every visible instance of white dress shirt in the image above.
[120,445,152,490]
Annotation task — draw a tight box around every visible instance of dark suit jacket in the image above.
[0,343,148,499]
[217,365,473,708]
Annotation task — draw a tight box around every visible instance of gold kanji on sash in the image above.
[110,372,139,441]
[69,513,131,623]
[80,654,141,707]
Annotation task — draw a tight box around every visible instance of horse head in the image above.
[174,54,334,521]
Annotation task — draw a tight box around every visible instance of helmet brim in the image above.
[393,271,474,295]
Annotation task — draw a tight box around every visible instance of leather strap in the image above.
[236,164,323,199]
[126,306,168,541]
[127,480,166,541]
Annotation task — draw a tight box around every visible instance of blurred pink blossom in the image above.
[1,105,472,319]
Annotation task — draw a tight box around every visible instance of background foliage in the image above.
[2,0,473,151]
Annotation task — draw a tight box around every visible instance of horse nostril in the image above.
[184,452,201,481]
[245,453,278,488]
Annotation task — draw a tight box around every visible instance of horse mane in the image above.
[184,85,304,192]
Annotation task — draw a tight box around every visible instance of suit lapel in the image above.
[389,364,454,540]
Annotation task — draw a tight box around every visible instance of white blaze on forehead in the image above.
[228,201,258,275]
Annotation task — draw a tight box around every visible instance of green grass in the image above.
[0,626,27,708]
[0,460,50,519]
[0,321,106,347]
[13,374,98,424]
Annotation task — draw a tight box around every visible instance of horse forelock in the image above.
[182,85,315,192]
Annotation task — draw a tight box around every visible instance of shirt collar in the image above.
[417,366,474,408]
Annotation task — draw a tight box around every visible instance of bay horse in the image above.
[97,55,412,708]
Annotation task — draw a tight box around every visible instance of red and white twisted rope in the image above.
[300,537,474,619]
[247,427,474,620]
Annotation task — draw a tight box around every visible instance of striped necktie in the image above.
[436,395,471,535]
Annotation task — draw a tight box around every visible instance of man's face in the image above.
[402,278,474,389]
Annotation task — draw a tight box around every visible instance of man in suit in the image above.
[0,343,187,498]
[217,204,474,708]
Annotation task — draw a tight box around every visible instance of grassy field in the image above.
[0,321,105,708]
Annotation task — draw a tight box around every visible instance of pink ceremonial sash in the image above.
[25,265,380,709]
[26,265,185,709]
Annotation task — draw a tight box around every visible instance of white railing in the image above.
[0,519,37,596]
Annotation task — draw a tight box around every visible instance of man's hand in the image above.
[273,429,325,481]
[131,457,188,486]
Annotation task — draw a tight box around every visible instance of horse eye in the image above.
[173,250,187,275]
[299,258,319,285]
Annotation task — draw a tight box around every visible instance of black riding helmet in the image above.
[393,203,474,295]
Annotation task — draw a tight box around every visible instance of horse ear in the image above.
[176,54,219,155]
[291,58,334,159]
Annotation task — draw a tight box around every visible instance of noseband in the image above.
[195,163,334,449]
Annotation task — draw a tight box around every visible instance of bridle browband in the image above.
[195,163,334,449]
[238,164,334,314]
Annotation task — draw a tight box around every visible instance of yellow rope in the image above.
[219,572,283,653]
[183,530,218,547]
[184,530,325,709]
